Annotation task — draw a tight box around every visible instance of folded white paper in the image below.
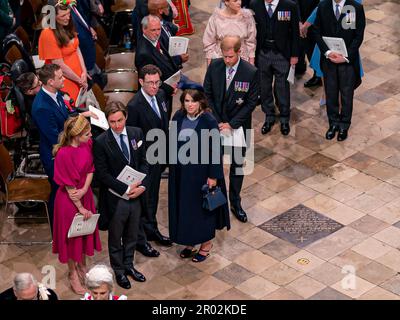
[287,65,295,85]
[322,36,348,57]
[164,70,181,87]
[108,165,146,200]
[32,55,45,69]
[89,105,109,130]
[68,213,100,238]
[168,36,189,56]
[221,127,247,147]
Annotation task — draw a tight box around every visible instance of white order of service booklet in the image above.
[108,165,146,200]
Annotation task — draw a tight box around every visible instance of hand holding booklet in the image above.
[108,165,146,200]
[68,213,100,238]
[168,36,189,56]
[322,36,348,57]
[164,70,181,87]
[89,105,109,130]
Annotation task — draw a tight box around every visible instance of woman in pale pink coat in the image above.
[203,0,256,65]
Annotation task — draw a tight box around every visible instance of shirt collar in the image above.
[111,127,128,140]
[332,0,346,9]
[141,88,156,104]
[226,58,241,72]
[42,87,58,103]
[265,0,279,8]
[143,34,158,47]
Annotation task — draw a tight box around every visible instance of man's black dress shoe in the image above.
[231,204,248,223]
[147,230,173,246]
[125,268,146,282]
[304,75,322,88]
[337,129,348,141]
[136,242,160,257]
[116,274,131,289]
[325,125,339,140]
[261,121,274,135]
[280,123,290,136]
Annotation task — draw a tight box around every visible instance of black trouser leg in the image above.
[141,164,162,237]
[338,64,356,130]
[322,60,340,128]
[228,146,246,205]
[259,50,275,124]
[271,52,290,124]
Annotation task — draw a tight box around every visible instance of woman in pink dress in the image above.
[52,115,101,295]
[203,0,256,65]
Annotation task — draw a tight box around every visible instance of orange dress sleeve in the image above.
[38,28,63,62]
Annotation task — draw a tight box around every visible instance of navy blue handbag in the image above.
[202,184,227,211]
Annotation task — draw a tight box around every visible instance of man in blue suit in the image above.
[32,64,77,234]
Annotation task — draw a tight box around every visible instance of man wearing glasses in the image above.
[127,64,172,256]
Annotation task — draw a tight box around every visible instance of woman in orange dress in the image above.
[38,0,88,102]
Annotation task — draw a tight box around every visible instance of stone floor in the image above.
[1,0,400,300]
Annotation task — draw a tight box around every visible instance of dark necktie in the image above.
[268,4,273,18]
[119,134,129,161]
[56,93,68,118]
[156,40,162,54]
[335,4,341,20]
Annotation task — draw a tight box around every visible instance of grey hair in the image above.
[141,15,161,29]
[85,265,114,291]
[13,273,38,293]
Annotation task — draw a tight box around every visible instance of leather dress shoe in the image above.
[261,121,274,135]
[231,204,248,223]
[125,268,146,282]
[116,274,131,289]
[280,123,290,135]
[304,75,322,88]
[147,230,173,246]
[337,129,348,141]
[136,242,160,257]
[325,125,339,140]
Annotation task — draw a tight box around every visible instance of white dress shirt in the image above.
[141,88,161,117]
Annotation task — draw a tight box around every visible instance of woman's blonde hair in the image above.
[53,115,90,156]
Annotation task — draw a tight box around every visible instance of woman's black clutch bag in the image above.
[202,184,227,211]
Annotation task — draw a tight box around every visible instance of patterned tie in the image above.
[56,93,68,118]
[335,4,341,20]
[226,67,235,89]
[268,3,273,18]
[119,134,129,161]
[151,97,161,119]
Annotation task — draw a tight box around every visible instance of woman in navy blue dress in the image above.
[168,89,230,262]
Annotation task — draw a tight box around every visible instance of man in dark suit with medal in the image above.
[312,0,365,141]
[127,64,172,255]
[135,15,182,119]
[250,0,300,136]
[204,35,258,223]
[148,0,189,68]
[93,102,149,289]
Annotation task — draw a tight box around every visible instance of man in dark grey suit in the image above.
[93,102,149,290]
[204,35,258,223]
[127,64,172,254]
[250,0,300,136]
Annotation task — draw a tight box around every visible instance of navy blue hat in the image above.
[177,74,204,92]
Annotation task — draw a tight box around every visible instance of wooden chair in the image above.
[0,142,51,244]
[4,45,23,66]
[103,71,138,92]
[91,83,107,112]
[15,26,32,53]
[104,91,135,106]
